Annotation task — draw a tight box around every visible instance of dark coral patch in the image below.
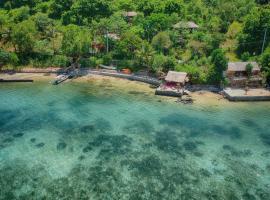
[212,125,242,139]
[260,133,270,146]
[13,132,24,138]
[30,138,36,143]
[57,142,67,151]
[78,155,86,161]
[79,125,95,133]
[35,143,45,148]
[82,146,92,153]
[123,120,154,135]
[222,145,252,157]
[154,129,184,156]
[183,141,197,151]
[3,138,14,143]
[127,155,163,177]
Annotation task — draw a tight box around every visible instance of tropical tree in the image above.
[135,41,155,70]
[164,0,185,15]
[114,30,143,59]
[49,0,73,19]
[9,6,30,23]
[11,19,37,55]
[61,25,91,66]
[151,31,172,54]
[260,46,270,84]
[238,6,270,55]
[62,0,112,25]
[0,48,18,69]
[208,48,228,85]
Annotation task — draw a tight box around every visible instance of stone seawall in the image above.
[186,85,221,93]
[83,69,161,86]
[0,68,161,86]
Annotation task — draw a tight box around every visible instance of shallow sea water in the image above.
[0,80,270,200]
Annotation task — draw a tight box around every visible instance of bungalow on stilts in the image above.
[155,71,188,97]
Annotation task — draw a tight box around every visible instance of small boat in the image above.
[99,64,117,70]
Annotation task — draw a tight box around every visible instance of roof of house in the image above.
[165,71,188,83]
[227,62,260,72]
[123,11,138,17]
[106,33,120,40]
[173,21,199,29]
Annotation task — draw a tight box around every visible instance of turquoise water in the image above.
[0,80,270,200]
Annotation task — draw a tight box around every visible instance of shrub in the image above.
[245,63,253,78]
[241,52,250,61]
[163,56,176,72]
[117,60,134,69]
[175,64,207,84]
[0,49,10,65]
[0,49,19,67]
[151,54,167,73]
[80,57,99,68]
[260,47,270,84]
[52,55,69,67]
[9,53,19,65]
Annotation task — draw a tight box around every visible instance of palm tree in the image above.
[135,42,155,72]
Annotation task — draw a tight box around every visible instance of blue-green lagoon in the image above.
[0,76,270,199]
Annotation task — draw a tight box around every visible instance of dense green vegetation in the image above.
[0,0,269,84]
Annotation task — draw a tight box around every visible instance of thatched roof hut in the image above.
[123,11,138,17]
[173,21,199,29]
[165,71,188,84]
[227,62,260,72]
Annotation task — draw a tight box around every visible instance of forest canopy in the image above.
[0,0,269,84]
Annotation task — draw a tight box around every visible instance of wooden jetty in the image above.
[0,79,33,83]
[51,64,78,85]
[51,74,72,85]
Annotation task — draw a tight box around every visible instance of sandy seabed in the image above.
[1,72,270,199]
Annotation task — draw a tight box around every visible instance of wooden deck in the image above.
[223,88,270,101]
[155,86,184,97]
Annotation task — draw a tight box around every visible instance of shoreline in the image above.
[1,72,269,107]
